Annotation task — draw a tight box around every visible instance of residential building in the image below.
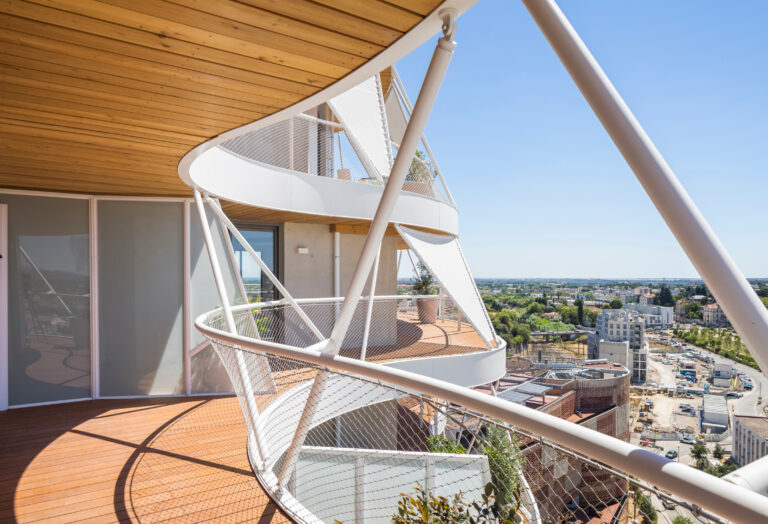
[623,303,674,328]
[639,293,655,305]
[0,2,766,523]
[675,299,690,323]
[733,415,768,466]
[703,303,730,328]
[595,310,648,383]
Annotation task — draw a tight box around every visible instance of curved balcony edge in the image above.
[187,147,459,235]
[196,313,768,524]
[176,0,477,192]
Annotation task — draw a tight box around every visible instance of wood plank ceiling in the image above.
[0,0,442,198]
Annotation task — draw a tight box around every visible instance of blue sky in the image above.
[395,1,767,279]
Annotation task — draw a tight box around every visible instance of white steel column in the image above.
[333,231,341,297]
[522,0,768,375]
[278,16,458,489]
[183,201,192,396]
[193,190,267,467]
[359,248,381,361]
[328,17,457,353]
[89,197,99,399]
[0,204,7,411]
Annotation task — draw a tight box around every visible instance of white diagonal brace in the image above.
[192,189,268,468]
[277,15,458,490]
[522,0,768,376]
[327,16,457,354]
[204,194,325,342]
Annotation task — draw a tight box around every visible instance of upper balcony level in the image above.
[181,73,460,236]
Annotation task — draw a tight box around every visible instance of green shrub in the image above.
[635,491,658,524]
[391,483,517,524]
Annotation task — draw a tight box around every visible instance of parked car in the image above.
[680,436,696,445]
[665,450,678,459]
[744,383,754,390]
[727,392,743,399]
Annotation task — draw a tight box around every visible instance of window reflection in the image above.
[231,228,278,303]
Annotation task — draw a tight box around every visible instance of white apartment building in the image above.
[595,310,647,383]
[703,303,730,328]
[638,293,655,305]
[733,415,768,466]
[623,303,674,328]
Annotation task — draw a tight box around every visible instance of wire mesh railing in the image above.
[207,296,489,364]
[198,326,728,524]
[218,114,452,204]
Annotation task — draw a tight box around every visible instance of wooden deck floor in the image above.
[0,317,489,523]
[0,397,291,523]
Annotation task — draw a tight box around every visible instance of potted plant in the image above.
[412,261,438,323]
[402,150,435,197]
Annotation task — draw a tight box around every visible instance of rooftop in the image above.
[734,415,768,440]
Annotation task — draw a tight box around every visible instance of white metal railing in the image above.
[197,315,768,523]
[218,113,453,205]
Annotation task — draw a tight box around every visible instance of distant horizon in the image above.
[398,276,768,282]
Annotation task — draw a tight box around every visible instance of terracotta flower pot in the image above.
[416,296,438,324]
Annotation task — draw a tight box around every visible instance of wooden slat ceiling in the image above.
[0,0,442,199]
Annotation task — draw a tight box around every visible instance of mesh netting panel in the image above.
[200,321,723,524]
[219,115,451,204]
[207,299,489,363]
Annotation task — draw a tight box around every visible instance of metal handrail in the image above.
[196,313,768,523]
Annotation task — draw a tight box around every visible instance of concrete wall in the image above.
[282,222,397,299]
[597,341,629,369]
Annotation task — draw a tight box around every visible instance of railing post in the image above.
[359,248,381,361]
[288,118,294,173]
[193,190,268,468]
[522,0,768,376]
[355,456,365,523]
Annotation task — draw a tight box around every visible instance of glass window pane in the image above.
[98,201,183,396]
[231,229,277,302]
[0,194,91,406]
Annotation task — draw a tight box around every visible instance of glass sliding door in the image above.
[98,201,184,396]
[0,194,91,406]
[231,227,279,303]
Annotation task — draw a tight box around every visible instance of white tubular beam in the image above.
[196,322,768,524]
[276,20,458,490]
[359,248,381,361]
[278,363,330,489]
[522,0,768,376]
[205,195,324,342]
[193,190,267,467]
[327,22,456,353]
[724,454,768,497]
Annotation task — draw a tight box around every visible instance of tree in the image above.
[672,517,694,524]
[687,301,702,320]
[575,298,584,325]
[713,443,725,460]
[691,442,708,470]
[608,298,623,310]
[656,284,674,307]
